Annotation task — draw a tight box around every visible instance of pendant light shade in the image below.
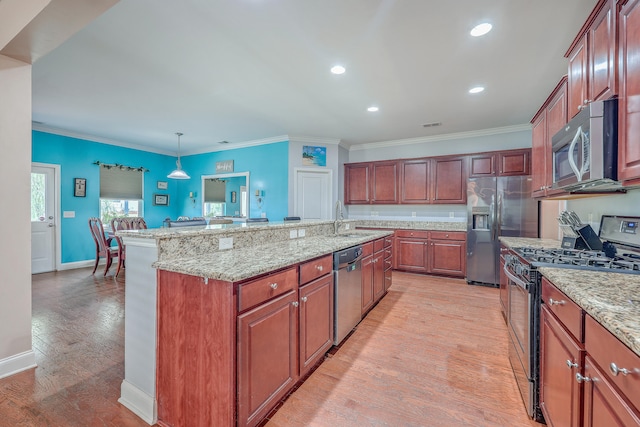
[167,132,190,179]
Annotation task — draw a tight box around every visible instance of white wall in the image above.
[0,54,36,376]
[566,189,640,234]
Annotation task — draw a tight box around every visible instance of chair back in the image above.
[283,216,301,221]
[165,219,207,228]
[89,217,109,253]
[111,217,148,231]
[246,217,269,223]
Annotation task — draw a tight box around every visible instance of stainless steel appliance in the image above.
[504,215,640,421]
[333,245,363,345]
[551,98,621,193]
[466,175,539,286]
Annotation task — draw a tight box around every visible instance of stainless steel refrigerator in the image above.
[466,176,539,286]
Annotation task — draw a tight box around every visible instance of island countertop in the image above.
[152,230,393,282]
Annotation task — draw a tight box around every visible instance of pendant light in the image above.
[167,132,190,179]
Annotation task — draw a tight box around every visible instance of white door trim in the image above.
[293,167,333,219]
[32,162,61,271]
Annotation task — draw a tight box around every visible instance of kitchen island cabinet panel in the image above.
[238,290,299,427]
[156,271,236,427]
[299,274,334,377]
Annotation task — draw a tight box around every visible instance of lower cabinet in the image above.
[499,250,508,323]
[395,229,466,277]
[299,274,334,377]
[237,290,299,427]
[361,237,392,316]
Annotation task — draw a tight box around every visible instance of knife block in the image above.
[561,224,602,250]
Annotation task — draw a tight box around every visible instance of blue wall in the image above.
[178,141,289,220]
[32,132,291,265]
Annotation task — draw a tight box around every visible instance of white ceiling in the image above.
[31,0,595,155]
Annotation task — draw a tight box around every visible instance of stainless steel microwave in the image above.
[551,98,620,192]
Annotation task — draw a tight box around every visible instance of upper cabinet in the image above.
[566,0,617,119]
[498,149,530,176]
[618,0,640,183]
[531,77,568,198]
[344,163,371,204]
[400,158,430,203]
[431,156,466,204]
[345,161,399,205]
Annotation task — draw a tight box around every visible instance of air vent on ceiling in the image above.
[217,140,230,144]
[422,122,442,128]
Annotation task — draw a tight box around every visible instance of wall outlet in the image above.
[219,237,233,250]
[260,212,266,218]
[449,212,455,218]
[298,229,306,237]
[411,212,416,217]
[345,223,350,230]
[289,229,298,239]
[63,211,75,218]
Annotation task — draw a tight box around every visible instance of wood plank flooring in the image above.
[265,272,543,427]
[0,269,543,426]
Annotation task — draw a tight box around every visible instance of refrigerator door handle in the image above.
[490,196,496,241]
[496,192,503,238]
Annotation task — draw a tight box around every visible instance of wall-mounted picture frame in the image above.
[157,181,168,190]
[74,178,86,197]
[153,193,169,206]
[231,191,237,203]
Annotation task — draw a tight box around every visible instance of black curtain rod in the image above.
[93,161,149,173]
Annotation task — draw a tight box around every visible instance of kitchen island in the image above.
[116,219,395,426]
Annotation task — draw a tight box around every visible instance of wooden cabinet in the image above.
[394,230,465,277]
[372,243,385,301]
[469,153,496,178]
[431,156,466,204]
[499,249,508,323]
[237,287,299,427]
[400,158,430,203]
[345,163,370,204]
[618,0,640,183]
[566,0,617,119]
[299,273,334,377]
[361,238,392,316]
[361,252,375,315]
[383,237,392,292]
[531,77,568,198]
[498,149,530,176]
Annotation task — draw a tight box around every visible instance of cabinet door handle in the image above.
[270,283,278,290]
[575,373,591,383]
[566,360,578,369]
[316,265,323,272]
[301,296,308,303]
[610,363,630,376]
[292,301,299,307]
[548,298,565,306]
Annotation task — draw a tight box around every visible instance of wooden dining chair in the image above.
[88,217,120,276]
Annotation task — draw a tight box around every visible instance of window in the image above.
[99,165,143,224]
[203,178,226,217]
[31,172,46,221]
[203,202,225,217]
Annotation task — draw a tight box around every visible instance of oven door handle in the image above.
[503,263,529,292]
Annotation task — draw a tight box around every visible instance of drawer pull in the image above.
[292,301,299,307]
[566,360,578,369]
[575,373,591,383]
[610,363,630,376]
[301,296,308,303]
[548,298,565,306]
[269,283,278,290]
[316,265,323,272]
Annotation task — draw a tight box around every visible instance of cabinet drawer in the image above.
[384,258,392,270]
[430,231,465,241]
[362,241,374,257]
[384,246,392,260]
[299,255,332,285]
[395,229,429,239]
[384,235,393,247]
[585,314,640,411]
[238,267,298,312]
[374,238,385,252]
[541,278,583,342]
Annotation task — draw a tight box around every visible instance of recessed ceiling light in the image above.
[470,23,492,37]
[331,65,346,75]
[367,106,379,112]
[469,86,485,94]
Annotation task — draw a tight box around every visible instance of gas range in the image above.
[512,246,640,274]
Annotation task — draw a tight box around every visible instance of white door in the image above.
[294,168,332,220]
[31,164,57,273]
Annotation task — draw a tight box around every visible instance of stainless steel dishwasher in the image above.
[333,245,363,345]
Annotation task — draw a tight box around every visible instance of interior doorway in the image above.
[31,163,60,273]
[294,168,333,220]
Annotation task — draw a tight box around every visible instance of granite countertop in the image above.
[355,219,466,232]
[539,267,640,358]
[153,230,392,282]
[499,236,562,249]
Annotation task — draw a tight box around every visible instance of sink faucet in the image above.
[334,200,343,234]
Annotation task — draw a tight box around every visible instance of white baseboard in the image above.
[118,380,157,425]
[0,350,37,380]
[57,259,100,271]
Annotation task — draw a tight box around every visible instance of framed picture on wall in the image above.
[74,178,86,197]
[157,181,168,190]
[153,193,169,206]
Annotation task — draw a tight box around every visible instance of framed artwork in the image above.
[302,145,327,166]
[153,193,169,206]
[74,178,86,197]
[157,181,168,190]
[231,191,237,203]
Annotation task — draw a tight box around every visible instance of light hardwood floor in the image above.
[0,269,543,426]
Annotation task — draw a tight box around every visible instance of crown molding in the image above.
[287,135,342,146]
[348,124,532,152]
[182,135,290,156]
[32,123,176,156]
